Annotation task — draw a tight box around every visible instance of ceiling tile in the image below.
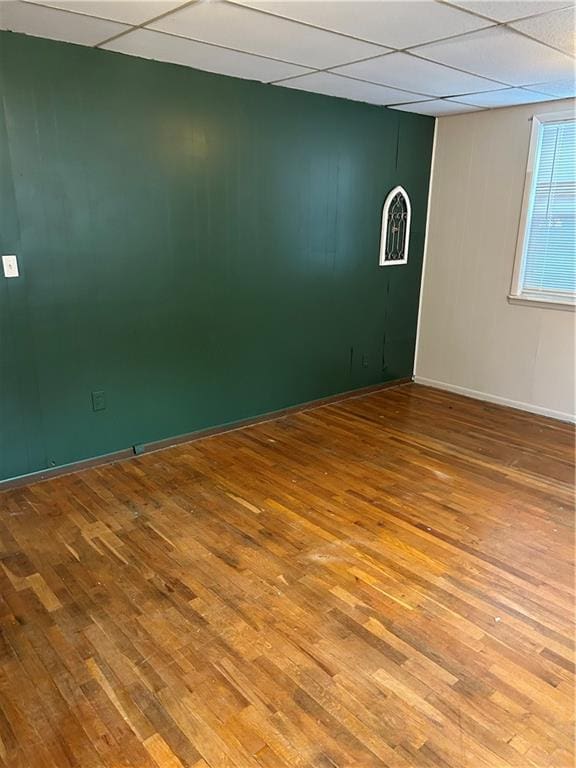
[102,28,312,82]
[526,77,576,97]
[510,7,576,56]
[0,1,128,45]
[453,87,558,107]
[275,71,430,105]
[413,26,576,86]
[444,1,572,23]
[391,99,482,116]
[230,0,493,49]
[331,52,504,97]
[24,0,187,26]
[149,1,388,69]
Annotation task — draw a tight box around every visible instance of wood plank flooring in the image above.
[0,383,574,768]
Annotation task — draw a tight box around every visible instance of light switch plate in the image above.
[2,255,19,278]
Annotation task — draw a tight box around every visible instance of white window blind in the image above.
[520,118,576,301]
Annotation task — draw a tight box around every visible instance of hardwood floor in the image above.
[0,383,574,768]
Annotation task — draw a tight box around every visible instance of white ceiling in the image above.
[0,0,574,116]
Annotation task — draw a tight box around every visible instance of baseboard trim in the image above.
[0,448,136,492]
[414,376,576,424]
[1,378,412,491]
[137,378,412,456]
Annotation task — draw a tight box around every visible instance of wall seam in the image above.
[413,115,438,377]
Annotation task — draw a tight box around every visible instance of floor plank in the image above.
[0,384,574,767]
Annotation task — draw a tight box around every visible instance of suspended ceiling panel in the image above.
[0,0,574,116]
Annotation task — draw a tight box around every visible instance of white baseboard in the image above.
[414,376,576,424]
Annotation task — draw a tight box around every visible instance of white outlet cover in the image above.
[2,255,19,278]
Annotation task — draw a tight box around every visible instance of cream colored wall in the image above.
[416,98,576,422]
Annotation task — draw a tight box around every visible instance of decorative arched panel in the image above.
[379,185,411,266]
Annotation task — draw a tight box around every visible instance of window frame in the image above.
[379,185,411,267]
[509,108,576,312]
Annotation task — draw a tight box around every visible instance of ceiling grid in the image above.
[0,0,573,114]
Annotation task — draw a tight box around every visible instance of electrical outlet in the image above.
[91,390,106,412]
[362,354,369,368]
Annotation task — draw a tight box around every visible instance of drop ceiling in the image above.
[0,0,574,116]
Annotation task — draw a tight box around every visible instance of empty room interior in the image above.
[0,0,575,766]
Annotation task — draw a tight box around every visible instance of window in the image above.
[510,110,576,310]
[379,186,411,266]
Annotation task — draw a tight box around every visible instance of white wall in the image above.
[416,99,576,423]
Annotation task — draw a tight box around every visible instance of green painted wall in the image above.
[0,31,434,483]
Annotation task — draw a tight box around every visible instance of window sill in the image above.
[507,294,576,312]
